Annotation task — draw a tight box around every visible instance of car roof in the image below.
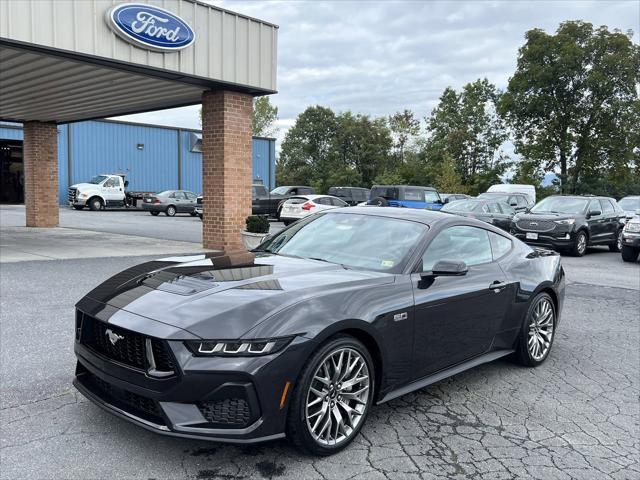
[328,206,466,226]
[372,185,437,190]
[547,195,614,200]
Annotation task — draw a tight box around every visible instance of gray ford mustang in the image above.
[73,207,565,455]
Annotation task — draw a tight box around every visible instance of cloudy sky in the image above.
[116,0,639,145]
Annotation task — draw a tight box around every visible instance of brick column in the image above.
[201,90,253,251]
[23,121,59,227]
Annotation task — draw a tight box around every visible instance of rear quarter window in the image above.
[489,232,512,259]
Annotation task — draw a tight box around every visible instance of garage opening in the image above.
[0,139,23,204]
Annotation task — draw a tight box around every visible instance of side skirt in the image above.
[377,349,514,404]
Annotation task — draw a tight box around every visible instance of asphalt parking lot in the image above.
[1,206,638,480]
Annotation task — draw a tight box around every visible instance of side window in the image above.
[185,192,197,200]
[104,178,118,188]
[517,195,528,207]
[499,202,516,215]
[489,232,512,259]
[331,197,347,207]
[316,197,332,205]
[421,226,493,271]
[403,188,424,201]
[508,196,518,206]
[600,199,614,213]
[168,192,176,199]
[588,199,601,214]
[299,188,313,195]
[486,202,501,214]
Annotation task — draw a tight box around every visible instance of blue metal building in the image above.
[0,119,276,204]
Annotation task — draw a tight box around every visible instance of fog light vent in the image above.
[197,398,251,426]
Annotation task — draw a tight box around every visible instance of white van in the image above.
[487,184,536,204]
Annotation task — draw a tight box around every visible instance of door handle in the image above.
[490,281,508,292]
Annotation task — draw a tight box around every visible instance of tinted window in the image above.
[330,197,348,207]
[357,190,369,201]
[271,186,289,195]
[370,187,398,200]
[442,200,480,212]
[498,202,516,215]
[315,197,332,205]
[588,199,601,214]
[489,232,512,259]
[599,199,614,213]
[421,226,493,271]
[253,186,267,197]
[298,187,314,195]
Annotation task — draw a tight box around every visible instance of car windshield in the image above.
[89,175,108,184]
[270,186,289,195]
[442,200,481,212]
[531,197,589,214]
[259,213,427,273]
[618,197,640,211]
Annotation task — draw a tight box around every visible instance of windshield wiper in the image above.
[308,257,350,269]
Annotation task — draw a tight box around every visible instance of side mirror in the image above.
[124,180,129,188]
[587,210,601,218]
[443,198,450,204]
[422,260,468,278]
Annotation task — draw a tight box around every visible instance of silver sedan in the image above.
[141,190,199,217]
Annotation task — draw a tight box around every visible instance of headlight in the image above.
[185,336,294,357]
[624,222,640,233]
[554,219,575,225]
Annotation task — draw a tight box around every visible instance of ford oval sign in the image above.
[107,3,195,52]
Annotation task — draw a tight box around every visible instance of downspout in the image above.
[177,129,183,189]
[67,124,73,192]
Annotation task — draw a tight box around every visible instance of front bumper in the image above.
[512,229,576,250]
[622,232,640,248]
[73,303,313,443]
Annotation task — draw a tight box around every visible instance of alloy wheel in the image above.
[577,233,587,255]
[305,347,370,446]
[527,297,555,361]
[617,231,623,251]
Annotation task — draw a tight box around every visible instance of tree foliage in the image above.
[252,96,278,137]
[389,109,421,164]
[500,21,640,194]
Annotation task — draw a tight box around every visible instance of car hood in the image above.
[515,212,579,222]
[83,252,394,339]
[70,182,99,190]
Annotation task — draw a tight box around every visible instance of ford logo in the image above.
[107,3,195,52]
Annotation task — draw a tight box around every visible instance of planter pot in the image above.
[241,231,269,250]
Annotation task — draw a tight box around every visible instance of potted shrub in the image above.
[241,215,270,250]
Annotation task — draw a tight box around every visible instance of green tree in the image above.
[425,79,509,194]
[252,96,278,137]
[434,155,466,193]
[499,21,640,194]
[389,109,421,164]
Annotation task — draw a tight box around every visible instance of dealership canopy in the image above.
[0,0,278,251]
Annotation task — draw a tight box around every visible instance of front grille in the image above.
[196,197,203,205]
[68,187,77,203]
[197,398,252,426]
[82,371,162,421]
[516,220,556,232]
[79,313,175,374]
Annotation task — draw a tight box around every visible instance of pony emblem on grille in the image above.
[105,329,124,346]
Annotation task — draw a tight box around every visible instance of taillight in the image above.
[153,198,161,204]
[302,202,314,211]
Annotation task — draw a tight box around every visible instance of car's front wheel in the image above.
[621,245,639,262]
[570,231,588,256]
[287,335,375,455]
[513,293,556,367]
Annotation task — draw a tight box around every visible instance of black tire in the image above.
[165,205,177,217]
[198,214,203,220]
[190,212,197,217]
[150,211,160,216]
[287,335,375,456]
[621,245,639,262]
[370,197,388,207]
[570,230,588,257]
[88,197,102,211]
[72,205,84,211]
[609,230,622,252]
[513,292,556,367]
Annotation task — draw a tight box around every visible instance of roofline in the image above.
[185,0,279,29]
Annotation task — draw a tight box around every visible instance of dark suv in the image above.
[511,195,624,256]
[477,192,533,213]
[327,186,370,206]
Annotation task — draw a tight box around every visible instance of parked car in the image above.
[621,214,640,262]
[617,195,640,218]
[511,195,624,256]
[279,195,348,225]
[487,184,536,203]
[73,207,564,455]
[253,184,315,218]
[327,187,370,206]
[477,192,534,213]
[368,185,444,210]
[440,193,471,204]
[142,190,199,217]
[195,196,203,219]
[441,199,515,231]
[68,174,153,211]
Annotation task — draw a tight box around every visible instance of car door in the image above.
[102,176,122,204]
[184,191,198,212]
[411,225,512,378]
[599,199,617,241]
[497,202,516,231]
[252,185,270,215]
[586,199,606,242]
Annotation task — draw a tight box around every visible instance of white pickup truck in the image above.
[68,174,152,210]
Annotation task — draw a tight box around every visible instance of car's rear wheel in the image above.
[621,245,639,262]
[570,231,587,256]
[287,335,375,456]
[609,230,622,252]
[150,211,159,216]
[165,205,177,217]
[370,197,388,207]
[513,293,556,367]
[72,205,84,210]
